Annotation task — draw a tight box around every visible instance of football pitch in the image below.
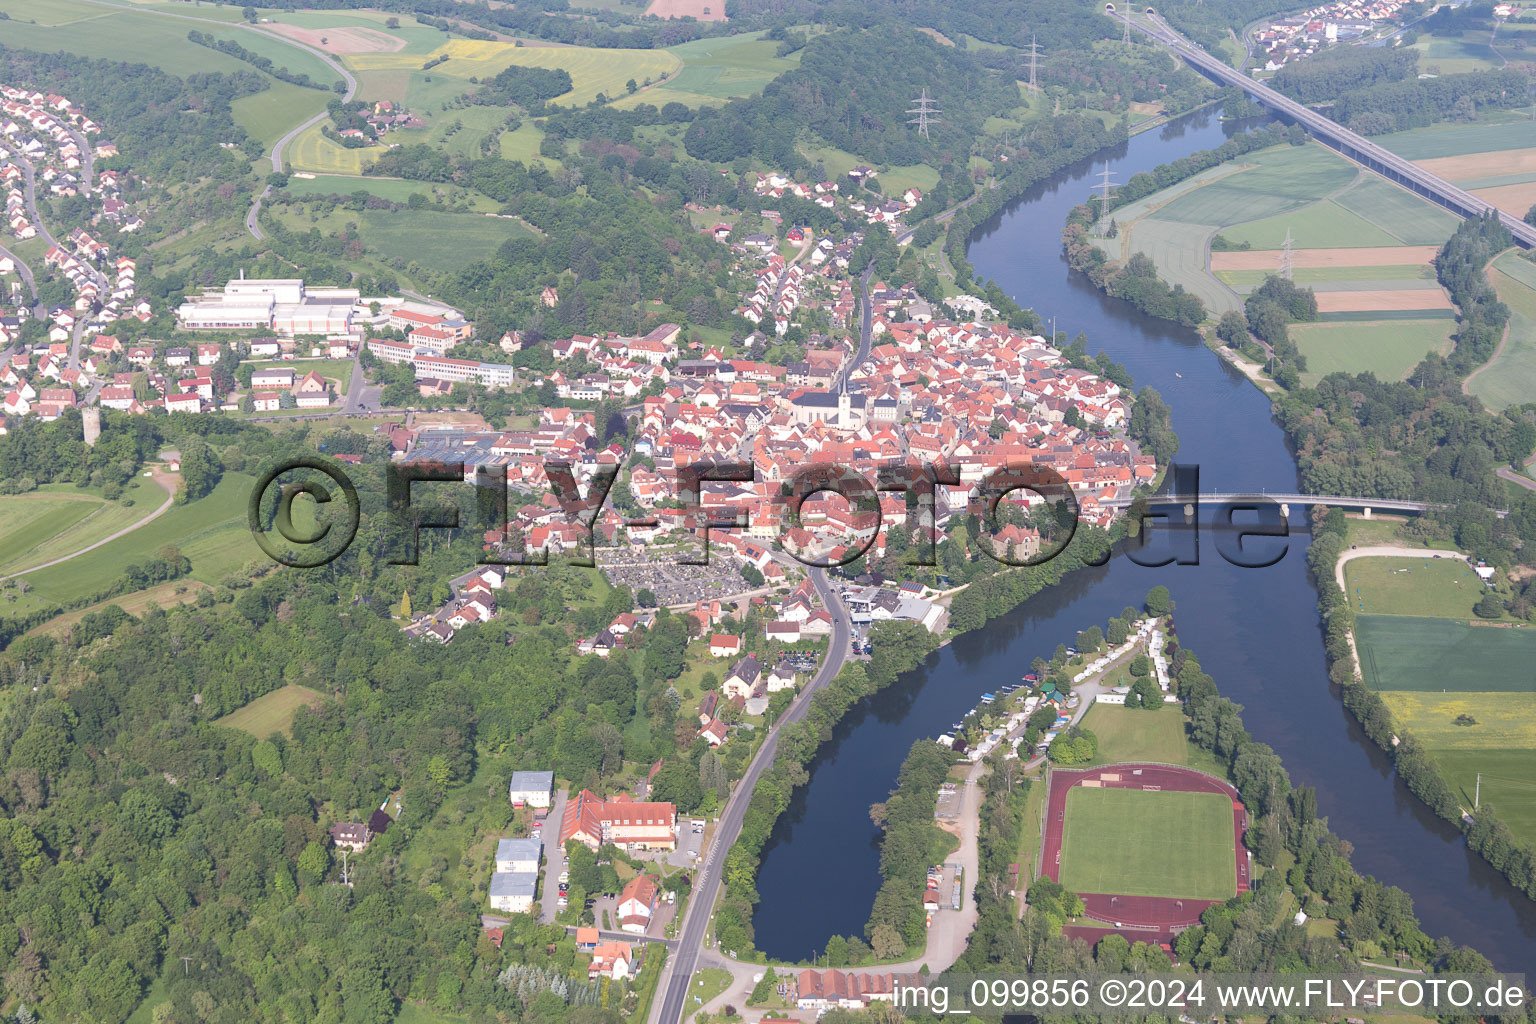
[1058,787,1236,901]
[1356,615,1536,693]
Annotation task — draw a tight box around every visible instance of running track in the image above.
[1042,763,1249,941]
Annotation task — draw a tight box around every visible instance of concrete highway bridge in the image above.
[1101,492,1440,516]
[1112,7,1536,249]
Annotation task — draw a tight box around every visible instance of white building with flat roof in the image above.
[508,770,554,808]
[488,871,538,913]
[495,838,542,874]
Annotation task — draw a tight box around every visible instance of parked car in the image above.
[558,871,570,883]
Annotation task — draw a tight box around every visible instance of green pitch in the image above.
[1356,616,1536,693]
[1058,787,1236,900]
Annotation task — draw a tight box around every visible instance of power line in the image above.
[1094,162,1118,228]
[908,89,942,140]
[1279,225,1294,280]
[1024,35,1043,92]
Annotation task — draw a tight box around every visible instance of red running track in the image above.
[1040,763,1248,939]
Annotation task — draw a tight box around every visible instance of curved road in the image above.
[0,468,177,582]
[0,241,40,315]
[650,567,851,1024]
[74,0,357,240]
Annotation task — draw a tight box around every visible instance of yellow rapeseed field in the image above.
[1378,691,1536,749]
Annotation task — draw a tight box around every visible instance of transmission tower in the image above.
[1279,225,1295,280]
[1122,16,1132,44]
[1094,162,1118,229]
[908,89,942,140]
[1024,35,1043,92]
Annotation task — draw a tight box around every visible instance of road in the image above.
[0,467,178,582]
[649,567,851,1024]
[539,789,569,924]
[0,241,40,315]
[16,154,107,371]
[76,0,361,239]
[1123,11,1536,249]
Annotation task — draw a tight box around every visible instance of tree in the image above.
[1145,585,1172,616]
[1129,653,1150,677]
[427,753,453,786]
[242,6,258,22]
[1525,203,1536,229]
[870,923,906,960]
[296,841,330,887]
[637,588,657,607]
[1216,309,1249,345]
[1474,591,1503,619]
[399,590,412,619]
[252,739,283,777]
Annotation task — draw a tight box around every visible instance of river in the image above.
[750,109,1536,971]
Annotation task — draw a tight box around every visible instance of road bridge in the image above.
[1118,11,1536,249]
[1101,492,1438,514]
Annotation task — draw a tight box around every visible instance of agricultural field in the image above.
[214,684,328,739]
[1218,178,1459,251]
[1406,29,1502,73]
[1150,145,1359,226]
[1293,319,1453,384]
[794,142,940,199]
[1430,748,1536,843]
[231,82,331,152]
[610,32,799,109]
[0,472,258,619]
[0,476,164,576]
[1357,615,1536,692]
[1123,218,1241,314]
[1058,787,1237,900]
[1376,692,1536,749]
[23,580,212,641]
[287,123,387,175]
[1344,555,1503,619]
[1467,252,1536,411]
[268,205,532,275]
[345,39,681,108]
[282,173,499,210]
[1375,115,1536,162]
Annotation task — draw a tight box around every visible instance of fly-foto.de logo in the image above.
[247,458,1292,571]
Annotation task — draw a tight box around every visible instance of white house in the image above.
[508,770,554,809]
[487,871,538,914]
[494,837,542,874]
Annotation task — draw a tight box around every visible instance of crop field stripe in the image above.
[1355,615,1536,693]
[1376,692,1536,749]
[1379,119,1536,161]
[1316,308,1457,322]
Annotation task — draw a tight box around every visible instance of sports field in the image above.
[1345,555,1497,618]
[1467,252,1536,411]
[1356,616,1536,692]
[1291,320,1453,384]
[214,684,328,738]
[1058,787,1236,900]
[1377,691,1536,749]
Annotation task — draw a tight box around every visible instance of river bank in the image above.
[750,107,1536,972]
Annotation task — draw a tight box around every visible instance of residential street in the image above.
[538,788,568,924]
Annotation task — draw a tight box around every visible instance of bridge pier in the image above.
[1363,507,1372,519]
[1279,503,1290,519]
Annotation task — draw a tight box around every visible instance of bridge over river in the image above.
[1115,8,1536,249]
[1101,492,1441,515]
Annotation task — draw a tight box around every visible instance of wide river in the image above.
[752,109,1536,971]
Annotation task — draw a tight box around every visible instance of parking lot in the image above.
[603,558,763,607]
[635,817,708,871]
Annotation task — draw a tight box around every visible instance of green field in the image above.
[232,81,331,150]
[611,31,799,109]
[1058,787,1236,900]
[1408,30,1501,74]
[1356,616,1536,692]
[1468,253,1536,411]
[0,477,163,576]
[1124,218,1241,314]
[1345,555,1497,618]
[1152,145,1358,226]
[3,473,258,617]
[1377,117,1536,161]
[1291,320,1453,384]
[270,205,533,274]
[1429,748,1536,844]
[1080,703,1192,765]
[214,684,328,738]
[283,173,497,210]
[1332,178,1462,245]
[1217,202,1400,250]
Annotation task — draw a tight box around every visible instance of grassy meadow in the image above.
[1290,320,1454,385]
[214,684,328,738]
[1467,253,1536,411]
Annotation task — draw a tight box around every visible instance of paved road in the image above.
[649,568,851,1024]
[0,241,40,314]
[0,468,177,582]
[539,789,568,924]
